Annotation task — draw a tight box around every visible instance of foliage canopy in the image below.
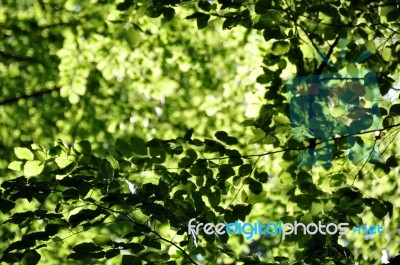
[0,0,399,264]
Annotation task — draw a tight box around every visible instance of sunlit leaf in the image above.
[14,147,34,161]
[24,160,44,177]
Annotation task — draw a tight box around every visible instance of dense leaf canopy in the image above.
[0,0,399,264]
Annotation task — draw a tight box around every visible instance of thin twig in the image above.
[92,202,199,265]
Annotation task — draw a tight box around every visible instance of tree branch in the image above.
[0,50,43,63]
[92,202,199,265]
[0,87,60,106]
[120,122,400,177]
[293,21,339,74]
[200,122,400,161]
[315,37,339,74]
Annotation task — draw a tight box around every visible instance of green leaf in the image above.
[383,115,394,127]
[274,256,289,262]
[115,138,131,157]
[215,131,228,142]
[106,154,119,169]
[24,160,44,177]
[142,236,161,249]
[163,7,175,21]
[69,209,102,227]
[349,142,381,163]
[215,131,238,145]
[365,40,376,53]
[186,148,197,160]
[45,224,60,236]
[204,139,225,153]
[192,192,205,212]
[55,157,74,169]
[74,140,91,155]
[256,73,271,84]
[93,235,111,246]
[371,201,388,219]
[101,159,114,179]
[21,250,40,265]
[330,174,346,187]
[186,12,210,29]
[190,164,207,176]
[198,0,212,11]
[228,157,243,166]
[122,255,142,265]
[68,251,105,260]
[139,251,161,262]
[384,201,393,218]
[14,147,34,160]
[8,161,23,171]
[254,171,269,183]
[116,0,133,11]
[105,249,120,260]
[119,242,145,253]
[62,188,79,200]
[130,136,147,155]
[161,253,170,261]
[232,204,252,220]
[389,104,400,116]
[73,242,102,253]
[223,17,239,29]
[273,114,290,125]
[197,13,210,29]
[178,157,195,168]
[184,128,194,141]
[263,26,284,40]
[0,198,15,214]
[271,40,290,55]
[208,191,221,208]
[241,119,256,126]
[382,47,391,62]
[218,164,235,179]
[249,128,265,144]
[241,190,248,203]
[255,1,272,14]
[145,5,165,18]
[386,155,399,167]
[239,164,252,176]
[247,178,263,194]
[1,252,24,263]
[386,9,399,21]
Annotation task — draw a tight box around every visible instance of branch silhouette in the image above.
[0,87,60,106]
[91,201,199,265]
